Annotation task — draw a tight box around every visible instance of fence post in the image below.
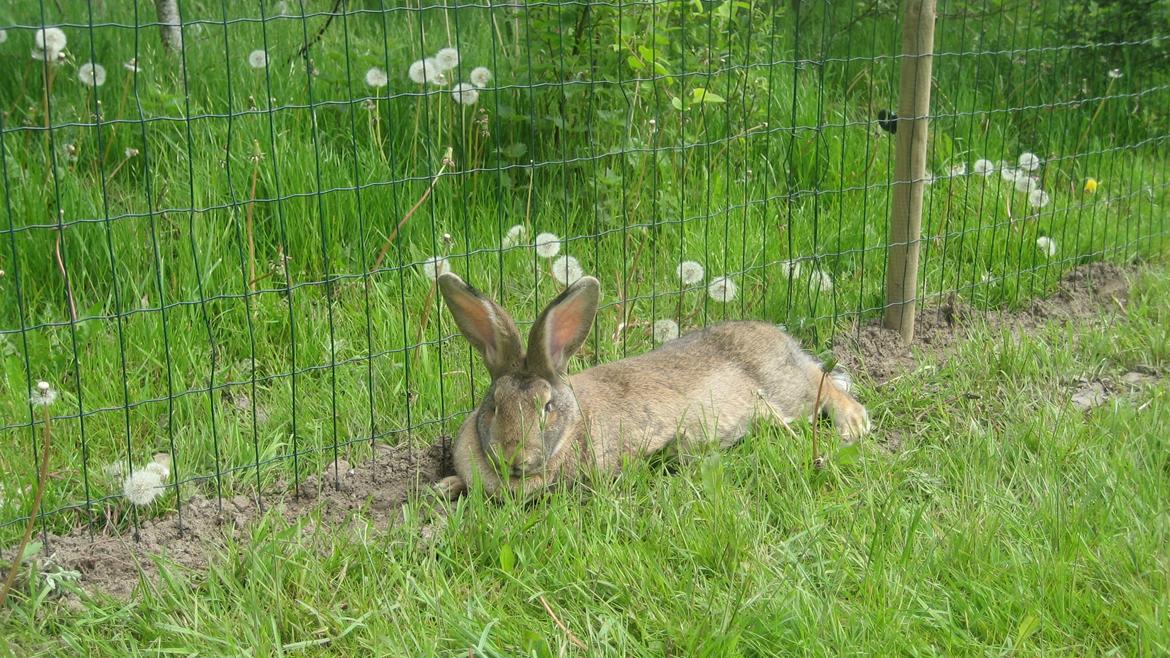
[883,0,936,343]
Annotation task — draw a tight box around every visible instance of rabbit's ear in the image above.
[527,276,600,378]
[438,273,523,379]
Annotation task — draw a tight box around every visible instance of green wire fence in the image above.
[0,0,1167,544]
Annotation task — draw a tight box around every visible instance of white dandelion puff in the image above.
[421,255,451,281]
[248,49,268,69]
[653,319,680,343]
[1018,152,1041,172]
[1000,166,1019,183]
[124,147,140,158]
[31,47,61,63]
[501,224,526,249]
[29,381,58,408]
[122,469,164,506]
[676,260,705,286]
[1107,68,1123,80]
[534,232,561,259]
[0,29,9,45]
[707,276,738,303]
[1028,189,1051,208]
[1036,236,1057,257]
[551,255,584,285]
[451,82,479,106]
[77,62,107,88]
[421,57,445,84]
[364,67,388,88]
[35,27,67,53]
[103,462,126,481]
[435,47,460,72]
[810,270,834,292]
[469,66,492,88]
[1014,174,1039,194]
[123,58,141,73]
[973,159,996,176]
[143,461,170,481]
[947,162,967,178]
[780,259,802,279]
[408,59,428,84]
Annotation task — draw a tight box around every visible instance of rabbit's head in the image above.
[438,273,600,479]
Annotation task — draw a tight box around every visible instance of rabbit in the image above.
[434,272,870,499]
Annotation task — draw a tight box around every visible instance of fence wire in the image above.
[1,0,1167,543]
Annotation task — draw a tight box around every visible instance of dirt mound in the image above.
[836,262,1133,384]
[9,442,449,601]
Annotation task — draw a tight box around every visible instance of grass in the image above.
[0,262,1166,655]
[1,1,1168,550]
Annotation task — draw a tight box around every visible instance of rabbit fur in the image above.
[435,272,870,499]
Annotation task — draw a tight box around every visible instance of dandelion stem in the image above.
[811,370,828,469]
[245,152,261,292]
[55,228,77,323]
[0,407,53,609]
[371,148,453,273]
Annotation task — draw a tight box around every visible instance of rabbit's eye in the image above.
[544,401,554,414]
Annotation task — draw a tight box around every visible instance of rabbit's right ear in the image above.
[438,273,523,379]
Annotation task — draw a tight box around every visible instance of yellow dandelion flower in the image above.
[1084,178,1098,194]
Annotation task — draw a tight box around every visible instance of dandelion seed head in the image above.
[29,381,57,408]
[122,469,164,506]
[435,47,460,72]
[470,66,492,88]
[676,260,705,286]
[364,67,388,88]
[501,224,526,249]
[77,62,107,88]
[551,255,584,285]
[780,259,802,279]
[534,232,561,258]
[1014,175,1039,194]
[421,57,445,84]
[1018,152,1041,172]
[143,461,170,481]
[451,82,479,106]
[248,49,268,69]
[103,461,126,481]
[973,159,996,176]
[947,162,967,178]
[810,270,834,292]
[1028,189,1051,208]
[123,58,141,73]
[36,27,67,53]
[124,147,139,158]
[1000,166,1019,183]
[422,255,451,281]
[653,319,680,343]
[0,30,8,45]
[1084,178,1098,194]
[32,46,61,63]
[408,59,428,84]
[1107,68,1123,80]
[707,276,738,303]
[1036,236,1057,257]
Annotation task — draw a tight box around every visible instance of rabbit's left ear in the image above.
[527,277,600,378]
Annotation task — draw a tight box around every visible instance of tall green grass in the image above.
[0,0,1167,541]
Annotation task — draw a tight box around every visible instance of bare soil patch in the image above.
[7,442,449,602]
[835,262,1137,385]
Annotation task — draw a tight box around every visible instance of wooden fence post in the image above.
[883,0,937,343]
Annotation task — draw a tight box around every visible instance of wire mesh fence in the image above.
[1,0,1167,544]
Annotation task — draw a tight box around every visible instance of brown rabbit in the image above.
[435,273,870,499]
